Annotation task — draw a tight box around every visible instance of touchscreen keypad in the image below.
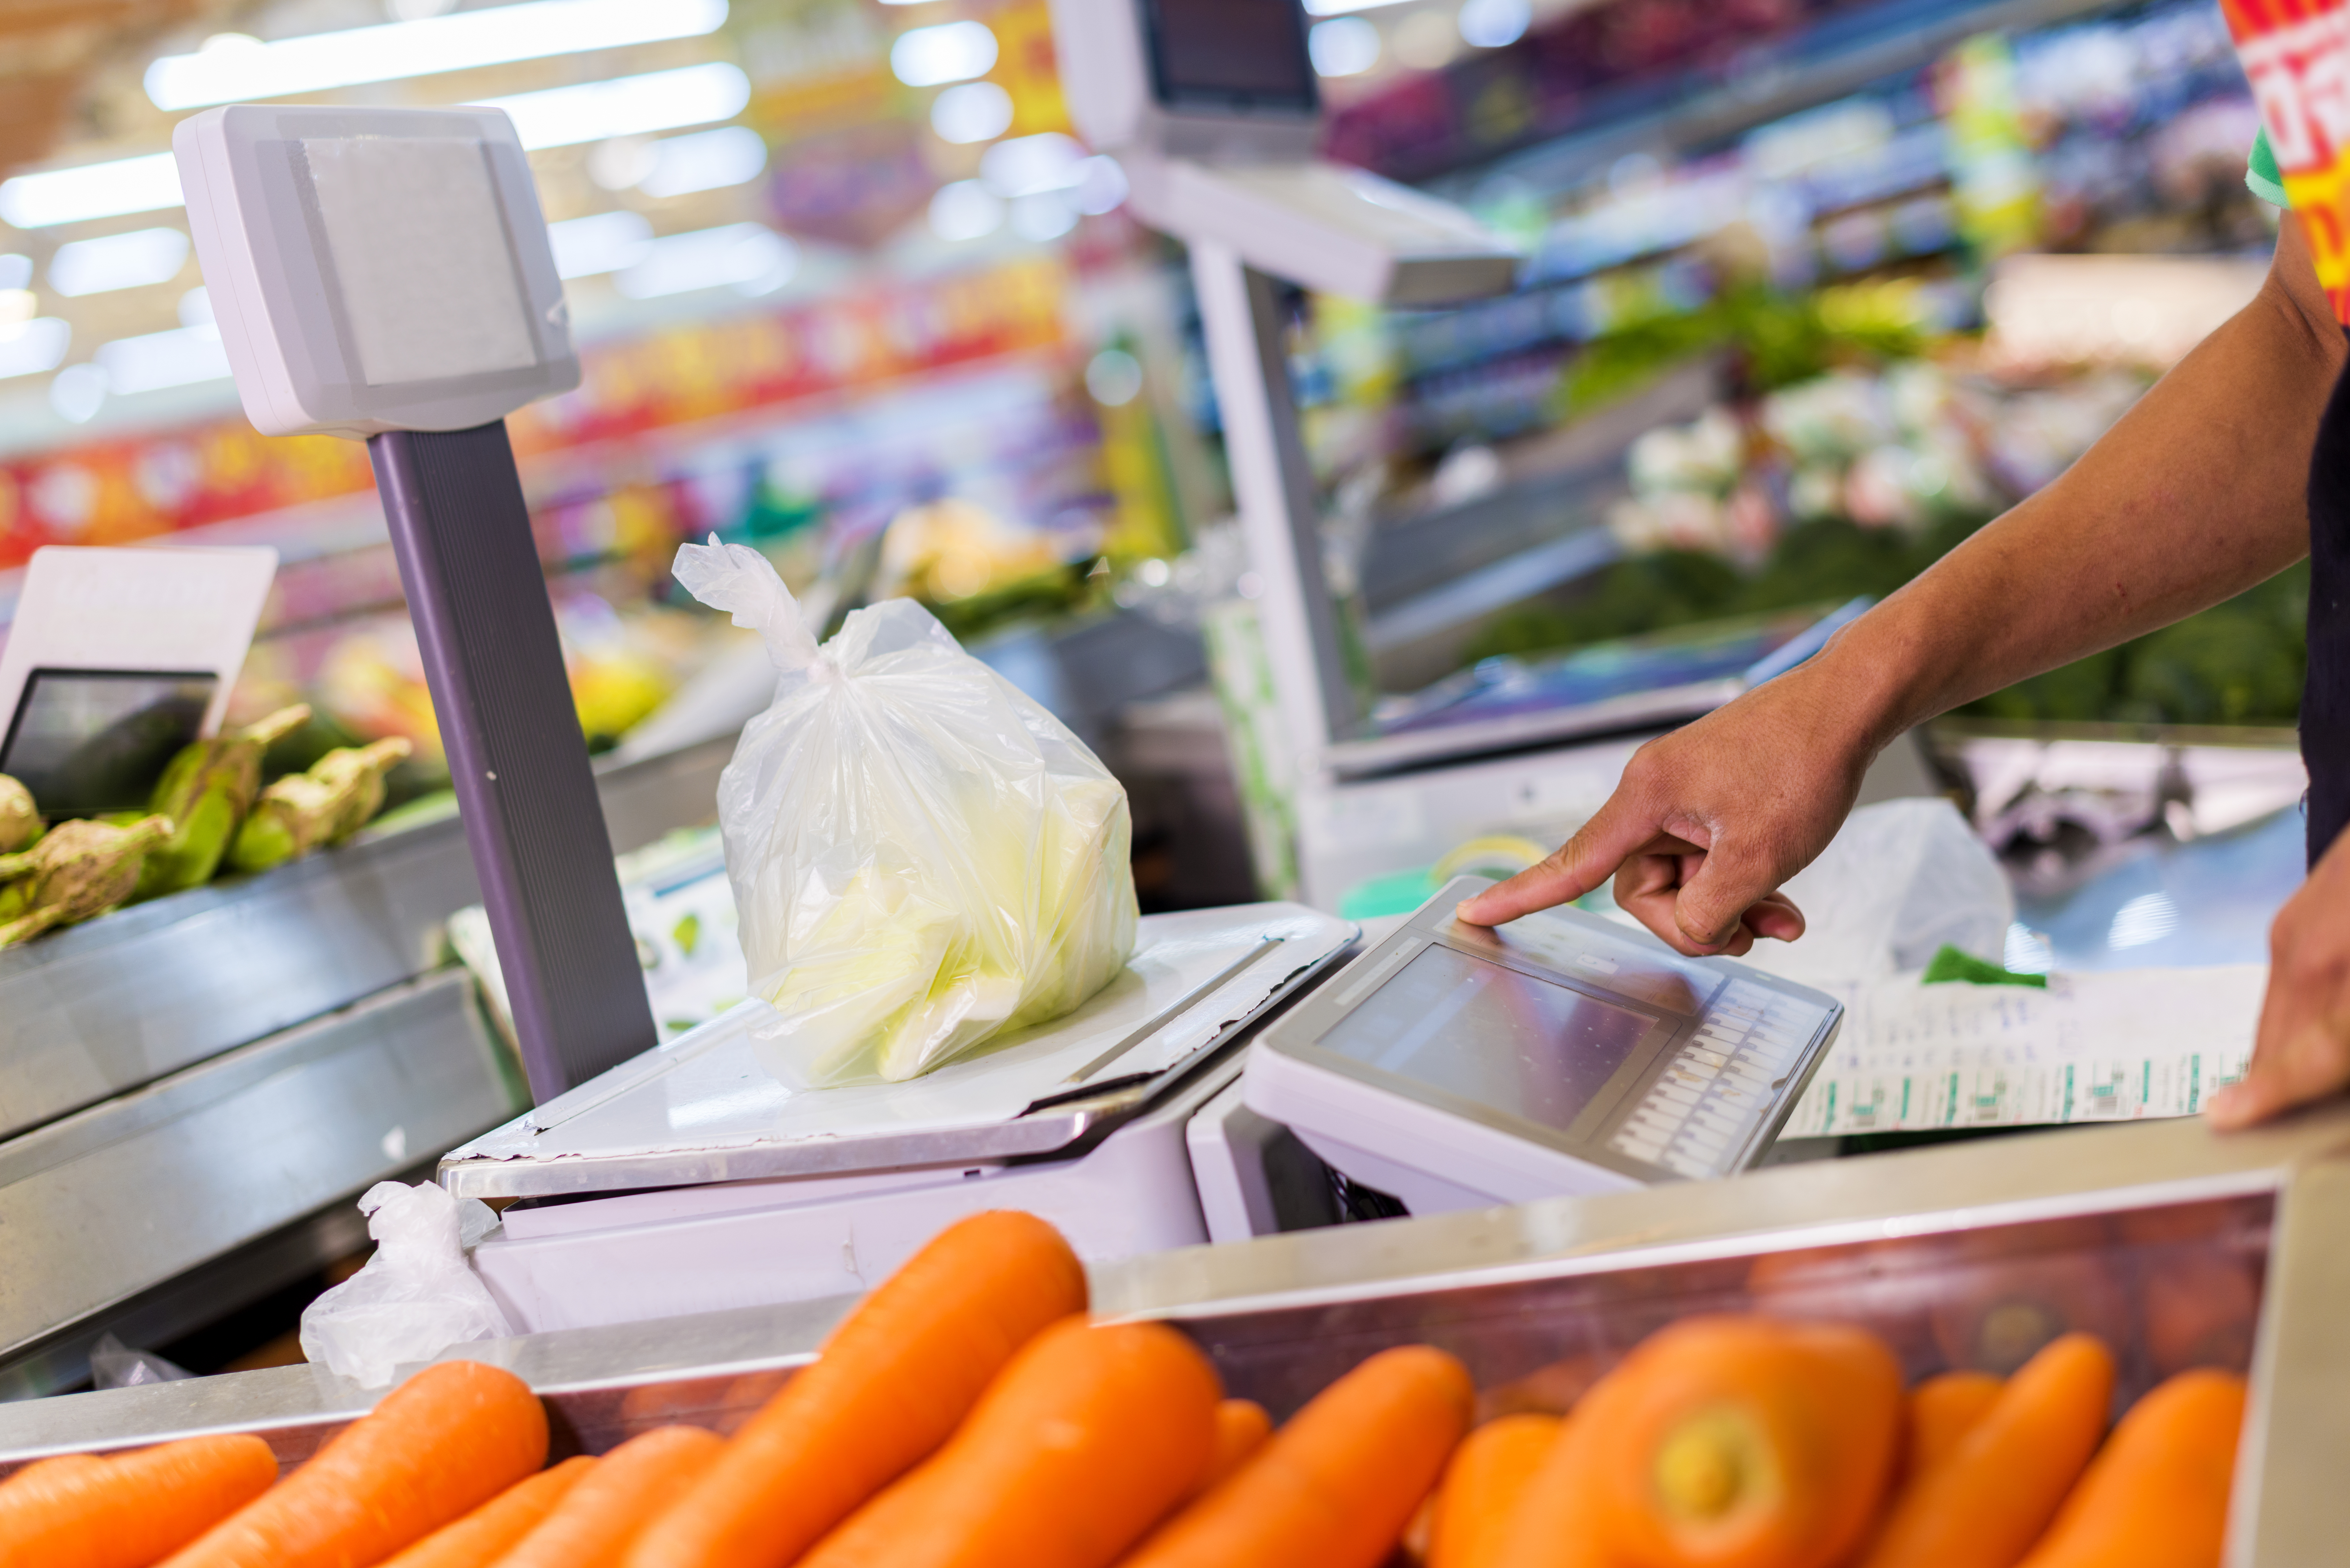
[1609,982,1819,1178]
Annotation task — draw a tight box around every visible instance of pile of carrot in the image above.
[0,1211,2250,1568]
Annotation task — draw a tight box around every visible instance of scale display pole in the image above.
[176,103,663,1103]
[369,424,657,1103]
[1190,240,1359,763]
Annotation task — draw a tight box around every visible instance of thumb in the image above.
[1457,798,1664,927]
[1671,838,1791,951]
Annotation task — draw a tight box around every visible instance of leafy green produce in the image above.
[0,775,40,855]
[139,703,313,899]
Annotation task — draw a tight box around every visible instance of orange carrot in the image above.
[0,1453,108,1497]
[1196,1401,1272,1498]
[1118,1344,1475,1568]
[795,1316,1221,1568]
[1856,1332,2115,1568]
[493,1429,723,1568]
[2015,1370,2246,1568]
[162,1360,549,1568]
[0,1434,278,1568]
[624,1211,1088,1568]
[1493,1315,1902,1568]
[1902,1372,2005,1486]
[378,1458,598,1568]
[1427,1415,1565,1568]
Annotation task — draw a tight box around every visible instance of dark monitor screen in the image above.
[1141,0,1319,114]
[0,667,216,818]
[1316,945,1659,1135]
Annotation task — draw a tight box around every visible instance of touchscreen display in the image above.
[1318,946,1658,1134]
[1142,0,1318,112]
[0,667,215,817]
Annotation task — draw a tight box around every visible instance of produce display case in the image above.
[4,1106,2340,1561]
[0,735,734,1401]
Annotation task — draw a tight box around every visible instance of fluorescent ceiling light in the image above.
[179,286,214,326]
[145,0,729,110]
[0,319,70,379]
[980,133,1084,198]
[612,222,794,298]
[638,125,768,197]
[929,180,1002,243]
[482,63,751,150]
[1309,17,1381,76]
[1304,0,1411,12]
[1457,0,1531,48]
[0,255,28,290]
[548,210,653,278]
[49,227,191,296]
[95,323,231,394]
[891,21,997,87]
[931,81,1013,145]
[0,153,184,229]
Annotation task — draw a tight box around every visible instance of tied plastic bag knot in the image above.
[298,1180,512,1388]
[674,535,824,674]
[674,540,1139,1088]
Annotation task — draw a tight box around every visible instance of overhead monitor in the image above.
[1049,0,1320,164]
[1141,0,1318,116]
[174,104,578,439]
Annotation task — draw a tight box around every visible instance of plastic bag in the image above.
[674,538,1138,1088]
[298,1181,512,1388]
[1735,797,2014,986]
[88,1333,192,1389]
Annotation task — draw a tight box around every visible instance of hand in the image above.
[2207,827,2350,1128]
[1454,662,1884,956]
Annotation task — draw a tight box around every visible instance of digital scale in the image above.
[437,874,1838,1334]
[1245,876,1844,1212]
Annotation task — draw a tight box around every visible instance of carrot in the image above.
[1427,1415,1564,1568]
[492,1429,723,1568]
[1855,1332,2115,1568]
[1197,1400,1272,1497]
[624,1210,1087,1568]
[1118,1344,1475,1568]
[795,1316,1221,1568]
[1901,1372,2005,1486]
[378,1458,597,1568]
[1494,1315,1902,1568]
[1,1434,278,1568]
[0,1453,108,1497]
[162,1359,548,1568]
[2014,1371,2246,1568]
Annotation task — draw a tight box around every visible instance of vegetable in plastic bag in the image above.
[673,537,1137,1088]
[299,1181,512,1388]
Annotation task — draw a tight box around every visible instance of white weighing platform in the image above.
[442,903,1354,1332]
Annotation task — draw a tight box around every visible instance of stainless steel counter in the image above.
[6,1105,2343,1563]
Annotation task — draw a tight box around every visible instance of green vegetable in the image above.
[0,815,173,947]
[140,703,314,898]
[228,737,413,876]
[0,775,44,855]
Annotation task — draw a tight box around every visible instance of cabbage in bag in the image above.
[675,538,1138,1087]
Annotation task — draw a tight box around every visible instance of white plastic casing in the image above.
[1045,0,1319,164]
[174,104,579,439]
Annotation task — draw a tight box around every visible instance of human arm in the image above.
[1458,219,2343,954]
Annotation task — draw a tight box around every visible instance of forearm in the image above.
[1811,225,2342,751]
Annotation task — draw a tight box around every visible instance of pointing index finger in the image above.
[1454,804,1677,927]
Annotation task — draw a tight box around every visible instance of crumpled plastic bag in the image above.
[674,537,1138,1088]
[1735,797,2014,986]
[298,1181,511,1388]
[88,1333,192,1389]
